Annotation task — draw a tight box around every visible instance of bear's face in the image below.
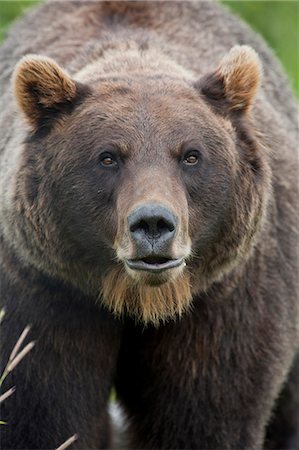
[13,47,269,324]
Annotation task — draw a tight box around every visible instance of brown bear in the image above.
[0,1,298,449]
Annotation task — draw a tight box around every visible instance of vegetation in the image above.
[0,1,298,95]
[0,311,35,425]
[0,309,77,449]
[0,0,37,41]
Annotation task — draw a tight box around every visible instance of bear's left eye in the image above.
[182,150,201,166]
[99,153,118,168]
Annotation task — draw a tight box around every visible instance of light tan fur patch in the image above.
[101,265,192,326]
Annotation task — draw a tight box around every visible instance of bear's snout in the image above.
[128,203,177,254]
[125,203,185,274]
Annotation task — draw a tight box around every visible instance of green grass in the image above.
[0,0,298,96]
[0,0,38,41]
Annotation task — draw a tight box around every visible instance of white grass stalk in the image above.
[56,434,79,450]
[0,309,5,323]
[6,342,35,374]
[0,386,16,404]
[8,326,31,363]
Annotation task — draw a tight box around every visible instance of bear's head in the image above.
[13,46,270,324]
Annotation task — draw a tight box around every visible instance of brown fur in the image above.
[216,45,262,111]
[0,1,298,449]
[10,47,267,326]
[13,55,77,128]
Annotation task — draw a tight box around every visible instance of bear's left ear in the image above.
[197,46,262,114]
[13,55,81,130]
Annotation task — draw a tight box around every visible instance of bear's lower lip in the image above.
[125,257,184,273]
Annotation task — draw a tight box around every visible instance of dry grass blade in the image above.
[56,434,78,450]
[0,309,5,323]
[8,325,31,363]
[6,342,35,373]
[0,386,16,403]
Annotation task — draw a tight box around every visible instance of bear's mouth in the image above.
[126,256,184,273]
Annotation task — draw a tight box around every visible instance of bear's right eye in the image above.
[99,153,118,168]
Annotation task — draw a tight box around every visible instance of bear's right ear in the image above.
[13,55,82,130]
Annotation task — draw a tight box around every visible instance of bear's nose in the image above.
[128,203,177,252]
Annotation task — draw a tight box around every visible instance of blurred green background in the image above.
[0,0,298,96]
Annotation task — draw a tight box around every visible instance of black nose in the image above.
[128,203,177,253]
